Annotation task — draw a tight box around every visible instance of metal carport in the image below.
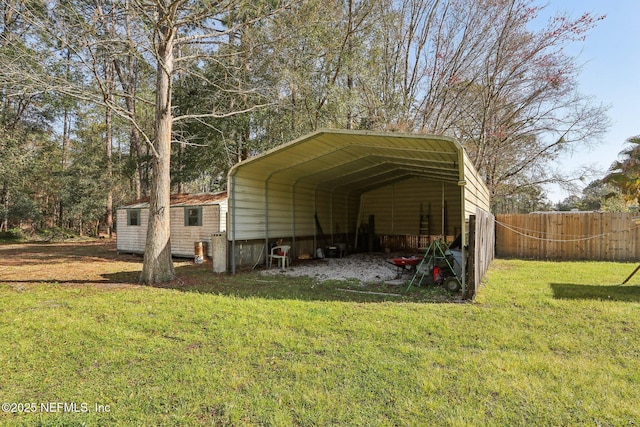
[227,129,491,291]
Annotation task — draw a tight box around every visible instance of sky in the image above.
[541,0,640,202]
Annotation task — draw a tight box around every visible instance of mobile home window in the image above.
[185,207,202,226]
[127,209,141,226]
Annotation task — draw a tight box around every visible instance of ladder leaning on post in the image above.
[406,238,460,292]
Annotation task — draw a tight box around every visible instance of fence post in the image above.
[465,215,477,300]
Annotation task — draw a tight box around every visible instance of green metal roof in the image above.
[229,129,465,193]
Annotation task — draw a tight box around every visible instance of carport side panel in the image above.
[265,180,296,239]
[228,175,267,241]
[462,152,491,217]
[359,178,462,237]
[292,183,316,237]
[313,188,356,245]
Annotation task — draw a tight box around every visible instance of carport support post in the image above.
[466,215,476,300]
[291,185,296,258]
[441,182,445,235]
[265,180,269,267]
[230,174,237,274]
[458,162,467,296]
[368,214,375,253]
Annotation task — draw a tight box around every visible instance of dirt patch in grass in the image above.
[0,240,146,289]
[0,240,463,303]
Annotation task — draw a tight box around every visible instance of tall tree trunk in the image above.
[114,4,145,200]
[105,62,114,239]
[59,106,69,228]
[133,126,143,199]
[114,57,144,199]
[104,5,117,238]
[345,0,354,130]
[59,49,72,228]
[0,183,8,232]
[140,2,175,284]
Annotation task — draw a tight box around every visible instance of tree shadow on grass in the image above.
[550,283,640,303]
[1,272,142,289]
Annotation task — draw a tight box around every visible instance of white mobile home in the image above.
[227,129,493,289]
[116,192,228,258]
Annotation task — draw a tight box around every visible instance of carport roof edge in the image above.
[228,129,466,192]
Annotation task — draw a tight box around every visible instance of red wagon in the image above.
[388,256,421,267]
[387,256,422,277]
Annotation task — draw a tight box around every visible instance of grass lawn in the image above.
[1,241,639,426]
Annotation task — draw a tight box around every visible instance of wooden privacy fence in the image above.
[496,212,640,261]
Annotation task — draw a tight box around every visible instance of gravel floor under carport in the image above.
[260,252,416,284]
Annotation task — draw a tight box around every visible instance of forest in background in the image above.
[0,0,617,240]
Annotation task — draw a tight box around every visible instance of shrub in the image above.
[39,227,78,241]
[0,228,25,242]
